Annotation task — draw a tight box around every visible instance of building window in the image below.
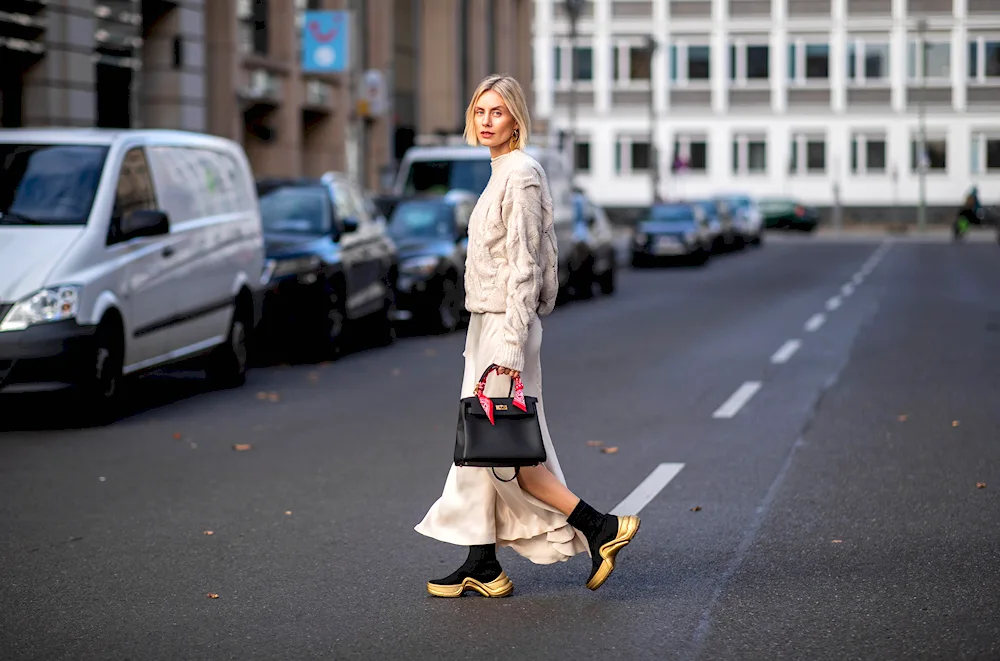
[910,136,947,172]
[789,134,826,174]
[847,40,890,83]
[672,136,708,173]
[575,141,591,173]
[238,0,269,56]
[968,38,1000,80]
[573,47,593,81]
[632,142,652,171]
[630,46,653,80]
[612,42,654,83]
[553,44,594,82]
[908,41,951,80]
[789,41,829,83]
[732,135,767,174]
[670,43,711,84]
[616,136,654,174]
[970,133,1000,174]
[850,134,887,174]
[729,43,770,83]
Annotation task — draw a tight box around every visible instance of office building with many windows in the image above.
[532,0,1000,219]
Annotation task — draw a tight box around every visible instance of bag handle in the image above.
[475,363,528,425]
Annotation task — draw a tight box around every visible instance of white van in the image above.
[0,129,265,421]
[393,142,580,294]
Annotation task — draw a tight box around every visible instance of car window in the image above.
[328,178,356,224]
[650,205,696,222]
[404,159,492,195]
[258,186,331,234]
[113,148,158,221]
[387,200,455,239]
[0,143,109,226]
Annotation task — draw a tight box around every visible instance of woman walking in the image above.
[414,74,640,597]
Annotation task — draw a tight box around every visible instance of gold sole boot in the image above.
[586,515,641,591]
[426,571,514,598]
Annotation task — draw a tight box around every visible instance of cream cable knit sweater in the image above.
[464,148,559,372]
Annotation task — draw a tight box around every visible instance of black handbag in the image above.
[454,364,547,482]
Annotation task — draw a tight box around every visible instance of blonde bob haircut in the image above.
[463,74,531,151]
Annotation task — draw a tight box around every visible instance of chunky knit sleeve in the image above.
[493,166,546,372]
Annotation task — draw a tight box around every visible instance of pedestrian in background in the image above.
[415,74,641,597]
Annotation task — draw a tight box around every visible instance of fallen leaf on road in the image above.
[977,482,986,489]
[233,444,252,451]
[832,539,843,543]
[307,372,320,383]
[204,530,214,536]
[952,420,960,427]
[424,348,437,357]
[285,511,293,516]
[207,593,219,599]
[587,441,604,447]
[391,368,402,376]
[99,476,106,482]
[189,442,198,450]
[600,447,619,454]
[267,392,281,403]
[690,506,702,512]
[897,415,907,422]
[173,432,182,440]
[256,392,268,400]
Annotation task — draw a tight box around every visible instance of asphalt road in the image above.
[2,234,998,661]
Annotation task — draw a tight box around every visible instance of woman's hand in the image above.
[474,366,520,396]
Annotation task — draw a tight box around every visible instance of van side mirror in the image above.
[342,216,359,233]
[121,209,170,241]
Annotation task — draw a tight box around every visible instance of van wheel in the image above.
[73,318,124,426]
[434,276,461,334]
[206,301,249,389]
[598,263,616,295]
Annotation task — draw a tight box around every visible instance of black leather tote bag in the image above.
[454,364,547,482]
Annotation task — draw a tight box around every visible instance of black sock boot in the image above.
[427,545,513,598]
[567,500,642,591]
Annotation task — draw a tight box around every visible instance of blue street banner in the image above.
[302,10,349,73]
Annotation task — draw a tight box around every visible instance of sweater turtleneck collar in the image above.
[490,149,519,169]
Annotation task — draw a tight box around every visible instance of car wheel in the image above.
[206,299,250,389]
[435,277,462,334]
[573,259,595,300]
[73,317,125,426]
[631,252,646,269]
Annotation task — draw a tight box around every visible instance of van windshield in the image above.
[403,159,492,196]
[0,144,109,226]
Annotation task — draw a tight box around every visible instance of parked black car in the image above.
[388,191,476,333]
[631,202,714,267]
[255,176,398,358]
[562,192,617,299]
[759,197,819,231]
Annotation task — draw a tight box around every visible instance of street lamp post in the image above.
[646,34,659,203]
[916,18,928,233]
[564,0,584,186]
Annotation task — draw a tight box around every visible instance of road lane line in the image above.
[804,313,825,332]
[841,283,855,296]
[770,339,801,364]
[712,381,762,419]
[852,273,864,285]
[826,296,842,311]
[609,463,685,516]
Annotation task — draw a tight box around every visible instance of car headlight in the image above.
[266,255,322,282]
[400,256,439,277]
[0,285,81,332]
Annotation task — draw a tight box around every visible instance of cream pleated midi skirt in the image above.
[415,312,589,565]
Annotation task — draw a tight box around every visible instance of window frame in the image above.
[909,134,948,173]
[729,40,770,86]
[970,131,1000,174]
[849,133,888,175]
[669,39,712,87]
[672,135,709,173]
[731,134,768,175]
[788,38,831,86]
[907,38,951,82]
[846,37,891,86]
[553,41,595,86]
[968,36,1000,82]
[789,133,827,176]
[611,37,656,87]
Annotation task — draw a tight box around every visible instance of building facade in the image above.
[532,0,1000,218]
[0,0,533,192]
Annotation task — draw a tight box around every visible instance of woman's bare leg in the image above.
[516,464,580,516]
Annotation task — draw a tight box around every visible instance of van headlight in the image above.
[0,286,81,332]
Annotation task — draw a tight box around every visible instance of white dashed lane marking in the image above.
[771,339,802,364]
[712,381,762,419]
[610,463,686,516]
[804,313,826,332]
